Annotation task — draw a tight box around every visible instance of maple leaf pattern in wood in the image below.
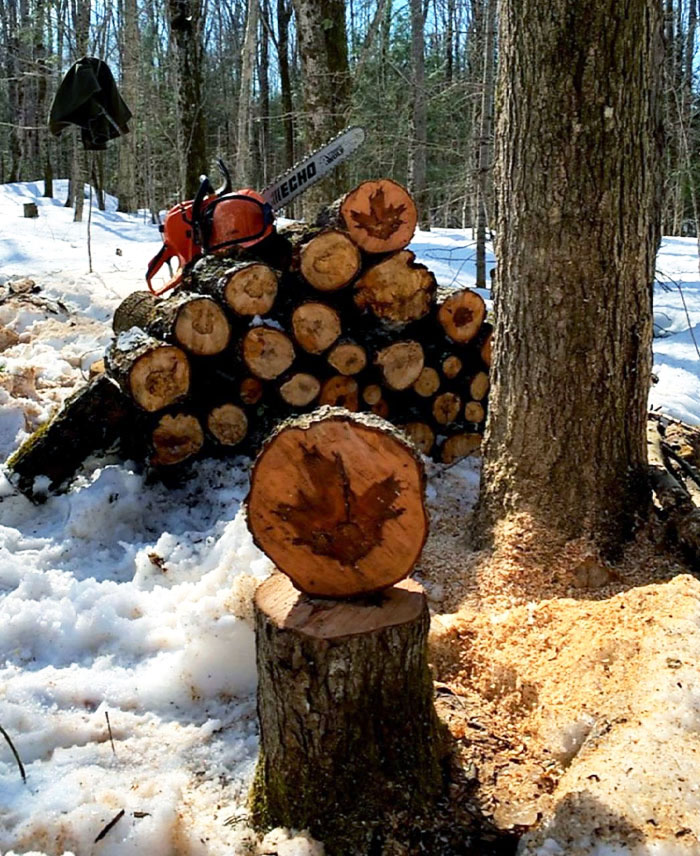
[274,444,404,566]
[350,187,408,241]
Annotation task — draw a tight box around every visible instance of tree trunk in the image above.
[249,572,443,855]
[235,0,259,187]
[474,0,496,288]
[479,0,665,554]
[292,0,350,219]
[168,0,207,199]
[408,0,429,228]
[117,0,140,212]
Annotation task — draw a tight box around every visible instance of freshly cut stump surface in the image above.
[246,408,429,597]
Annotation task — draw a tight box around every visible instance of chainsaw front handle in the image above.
[146,243,186,296]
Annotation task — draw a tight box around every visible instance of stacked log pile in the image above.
[6,178,492,497]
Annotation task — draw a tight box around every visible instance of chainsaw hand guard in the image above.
[146,242,188,295]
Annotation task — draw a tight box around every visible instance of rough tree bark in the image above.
[168,0,207,199]
[292,0,350,219]
[478,0,665,555]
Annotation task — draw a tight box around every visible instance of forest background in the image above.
[6,0,694,278]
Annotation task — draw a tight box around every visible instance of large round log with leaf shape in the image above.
[246,407,429,597]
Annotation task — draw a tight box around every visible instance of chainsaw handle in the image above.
[146,242,185,295]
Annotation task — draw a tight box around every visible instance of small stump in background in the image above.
[247,408,444,852]
[23,202,38,218]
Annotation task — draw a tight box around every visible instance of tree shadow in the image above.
[519,788,645,854]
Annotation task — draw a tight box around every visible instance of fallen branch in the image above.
[0,722,26,784]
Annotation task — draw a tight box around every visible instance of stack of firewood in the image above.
[6,179,492,498]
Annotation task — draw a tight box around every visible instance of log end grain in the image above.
[438,289,487,344]
[174,296,231,355]
[223,262,279,317]
[151,412,204,466]
[279,373,321,408]
[354,250,436,324]
[341,179,418,254]
[375,341,425,391]
[291,302,342,354]
[242,327,295,380]
[300,229,361,291]
[246,409,429,597]
[207,404,248,446]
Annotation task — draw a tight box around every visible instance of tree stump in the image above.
[23,202,38,218]
[249,572,444,854]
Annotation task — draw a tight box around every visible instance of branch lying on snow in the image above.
[0,722,26,784]
[648,415,700,566]
[94,809,125,843]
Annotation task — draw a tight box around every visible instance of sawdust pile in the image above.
[419,506,700,851]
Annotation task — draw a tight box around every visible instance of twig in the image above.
[94,809,125,843]
[105,711,116,756]
[662,443,700,492]
[0,722,26,784]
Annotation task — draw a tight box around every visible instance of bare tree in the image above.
[479,0,665,556]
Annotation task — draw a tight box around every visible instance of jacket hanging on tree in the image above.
[48,57,132,150]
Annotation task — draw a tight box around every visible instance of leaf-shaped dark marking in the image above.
[275,445,404,565]
[350,187,407,240]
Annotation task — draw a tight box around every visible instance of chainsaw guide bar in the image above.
[262,126,366,211]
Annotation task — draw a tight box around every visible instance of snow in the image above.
[0,180,699,854]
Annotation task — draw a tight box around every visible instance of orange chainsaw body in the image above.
[146,187,274,296]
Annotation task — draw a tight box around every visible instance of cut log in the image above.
[4,375,133,500]
[242,327,295,380]
[220,262,279,317]
[400,422,435,456]
[354,250,437,325]
[207,403,248,446]
[469,370,490,401]
[437,289,487,344]
[113,291,231,356]
[240,377,264,405]
[362,384,383,406]
[106,330,190,412]
[327,341,367,375]
[291,302,342,354]
[432,392,462,425]
[413,366,441,398]
[442,355,463,379]
[189,260,279,318]
[299,229,361,292]
[441,433,482,464]
[481,331,493,366]
[371,398,390,418]
[463,400,486,424]
[320,179,418,255]
[279,373,321,408]
[249,573,443,852]
[150,412,204,466]
[319,375,359,411]
[375,340,424,391]
[246,408,429,597]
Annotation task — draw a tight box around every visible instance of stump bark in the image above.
[249,572,444,854]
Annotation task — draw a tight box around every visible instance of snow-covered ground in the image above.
[0,181,698,855]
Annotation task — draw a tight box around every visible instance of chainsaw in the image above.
[146,126,366,295]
